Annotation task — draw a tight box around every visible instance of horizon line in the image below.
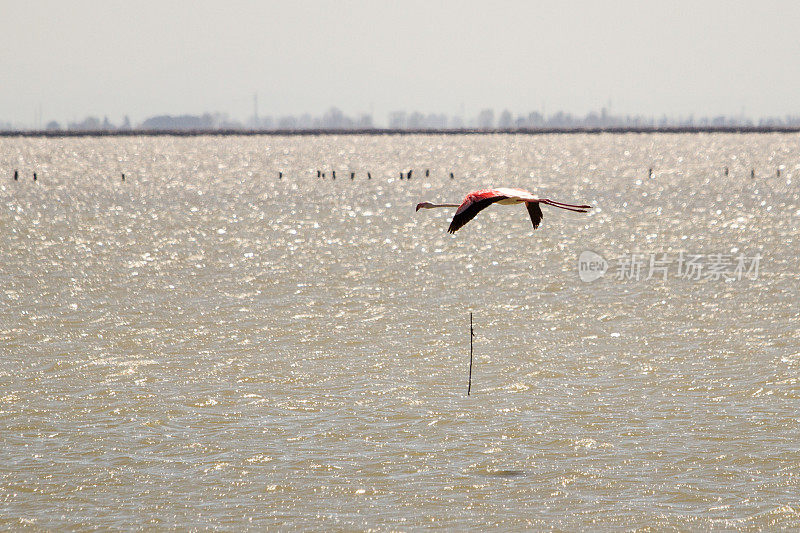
[3,126,800,138]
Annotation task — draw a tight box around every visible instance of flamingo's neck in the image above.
[430,203,460,208]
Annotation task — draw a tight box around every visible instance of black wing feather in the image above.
[526,201,543,230]
[447,196,505,233]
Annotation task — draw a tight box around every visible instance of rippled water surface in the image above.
[2,134,800,529]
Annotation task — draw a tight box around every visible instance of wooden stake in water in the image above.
[468,312,474,396]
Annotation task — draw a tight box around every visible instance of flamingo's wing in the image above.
[447,194,506,233]
[526,201,543,230]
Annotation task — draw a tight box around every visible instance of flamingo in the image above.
[415,187,591,234]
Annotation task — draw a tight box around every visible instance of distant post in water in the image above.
[350,172,354,180]
[724,166,728,176]
[121,173,125,182]
[399,172,403,180]
[367,172,371,180]
[648,167,653,179]
[450,172,454,179]
[13,170,18,181]
[751,168,755,179]
[777,168,781,178]
[425,169,429,177]
[279,171,282,180]
[33,172,37,181]
[332,171,336,180]
[468,312,474,396]
[407,169,412,180]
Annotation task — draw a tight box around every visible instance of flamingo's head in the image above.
[415,202,434,211]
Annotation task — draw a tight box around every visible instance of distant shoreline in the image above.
[2,126,800,138]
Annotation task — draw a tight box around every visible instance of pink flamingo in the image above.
[416,187,591,233]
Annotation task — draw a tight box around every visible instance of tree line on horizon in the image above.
[3,106,800,132]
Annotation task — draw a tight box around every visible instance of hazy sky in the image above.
[3,0,799,126]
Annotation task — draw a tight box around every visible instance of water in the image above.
[1,133,799,529]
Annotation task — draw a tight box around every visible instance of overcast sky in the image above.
[3,0,799,126]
